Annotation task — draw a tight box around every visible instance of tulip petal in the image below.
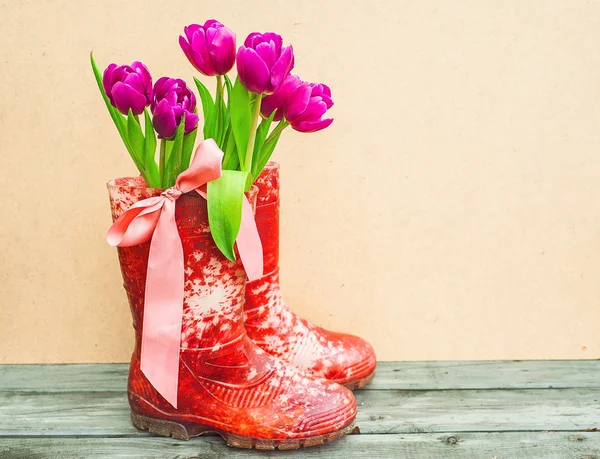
[204,19,222,28]
[152,100,177,139]
[292,117,333,133]
[296,99,329,126]
[310,83,333,108]
[179,35,194,60]
[191,28,216,75]
[102,63,118,100]
[269,45,294,94]
[254,41,277,69]
[131,61,151,80]
[261,74,303,121]
[206,26,218,45]
[237,47,270,94]
[123,72,144,94]
[260,94,283,121]
[262,32,283,53]
[285,83,312,123]
[244,32,261,48]
[153,77,174,103]
[184,24,202,42]
[111,81,148,115]
[181,34,212,76]
[184,111,199,133]
[320,94,334,109]
[210,27,236,75]
[186,90,197,112]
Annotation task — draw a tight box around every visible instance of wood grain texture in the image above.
[3,360,599,392]
[0,433,599,459]
[0,388,598,436]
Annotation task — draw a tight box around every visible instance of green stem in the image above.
[216,75,224,99]
[265,120,289,145]
[159,139,167,187]
[244,94,263,172]
[215,75,224,145]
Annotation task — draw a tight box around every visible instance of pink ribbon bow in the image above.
[107,139,263,408]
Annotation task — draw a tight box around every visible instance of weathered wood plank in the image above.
[1,433,599,459]
[0,364,129,392]
[367,360,600,390]
[2,360,599,392]
[354,388,600,434]
[0,388,597,436]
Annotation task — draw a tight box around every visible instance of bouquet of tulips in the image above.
[91,20,333,261]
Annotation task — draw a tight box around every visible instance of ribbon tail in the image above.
[236,196,264,282]
[140,198,184,409]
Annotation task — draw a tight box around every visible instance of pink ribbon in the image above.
[107,139,263,408]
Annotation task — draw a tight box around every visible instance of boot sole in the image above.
[342,370,376,391]
[131,411,356,450]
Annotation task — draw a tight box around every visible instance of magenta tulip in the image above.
[236,32,294,94]
[102,62,152,116]
[262,75,334,132]
[179,20,236,76]
[285,81,334,133]
[151,77,199,139]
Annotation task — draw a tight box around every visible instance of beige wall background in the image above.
[1,0,599,363]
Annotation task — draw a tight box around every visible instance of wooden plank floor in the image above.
[0,361,598,458]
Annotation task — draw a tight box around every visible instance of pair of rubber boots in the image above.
[108,162,376,450]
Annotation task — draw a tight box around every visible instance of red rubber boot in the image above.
[108,177,356,449]
[245,163,377,390]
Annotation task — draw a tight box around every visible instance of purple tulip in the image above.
[179,20,236,76]
[261,75,334,132]
[151,77,199,139]
[236,32,294,94]
[102,62,152,115]
[285,81,334,133]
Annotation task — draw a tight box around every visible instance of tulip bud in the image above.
[102,62,153,116]
[179,20,236,76]
[285,81,334,133]
[236,32,294,95]
[151,77,199,139]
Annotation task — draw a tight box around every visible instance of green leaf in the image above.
[251,110,276,179]
[222,99,231,137]
[90,53,148,179]
[181,127,198,171]
[214,87,224,148]
[142,108,160,187]
[222,127,239,170]
[90,54,128,143]
[217,97,228,147]
[194,77,215,139]
[127,109,144,154]
[207,170,248,262]
[221,75,234,151]
[165,137,174,160]
[230,77,252,170]
[253,132,283,183]
[223,74,233,108]
[163,118,186,188]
